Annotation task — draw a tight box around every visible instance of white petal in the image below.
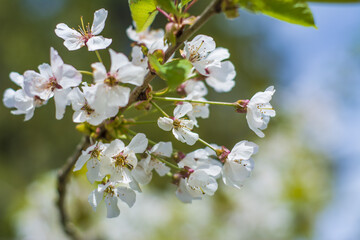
[116,186,136,208]
[73,152,89,171]
[103,139,125,157]
[104,195,120,218]
[3,88,16,108]
[38,63,53,79]
[116,64,146,86]
[173,102,193,119]
[91,8,108,35]
[158,117,173,131]
[153,162,170,176]
[58,64,82,89]
[68,87,85,111]
[228,140,258,160]
[86,159,103,184]
[54,89,71,120]
[132,164,152,185]
[176,179,193,203]
[9,72,24,88]
[206,61,236,92]
[109,49,130,73]
[88,188,103,211]
[151,141,172,157]
[127,133,148,154]
[206,47,230,62]
[91,62,107,83]
[87,36,112,51]
[107,85,130,108]
[50,47,64,77]
[55,23,83,51]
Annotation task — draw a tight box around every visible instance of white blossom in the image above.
[67,87,117,125]
[183,79,208,98]
[246,86,276,138]
[88,49,146,111]
[23,47,81,119]
[3,72,45,121]
[222,141,258,189]
[157,103,199,145]
[55,8,112,51]
[176,149,222,203]
[126,26,167,53]
[73,142,108,184]
[88,181,136,218]
[205,60,236,92]
[132,142,172,185]
[100,134,148,184]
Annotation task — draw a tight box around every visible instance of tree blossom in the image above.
[73,142,108,184]
[88,181,136,218]
[67,87,117,125]
[176,149,222,203]
[127,26,167,52]
[88,49,146,111]
[205,60,236,92]
[222,141,258,189]
[100,134,148,184]
[157,103,199,145]
[132,142,172,185]
[3,72,45,121]
[23,48,81,119]
[183,79,208,97]
[246,86,276,138]
[55,8,112,51]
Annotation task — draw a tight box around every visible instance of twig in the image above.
[56,0,223,237]
[126,0,223,108]
[57,136,90,240]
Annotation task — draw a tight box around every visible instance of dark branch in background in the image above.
[57,0,223,238]
[57,136,90,240]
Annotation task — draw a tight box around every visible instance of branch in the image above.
[57,136,90,240]
[126,0,223,108]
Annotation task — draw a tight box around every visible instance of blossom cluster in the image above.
[3,8,276,218]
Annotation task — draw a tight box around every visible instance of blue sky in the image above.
[234,4,360,239]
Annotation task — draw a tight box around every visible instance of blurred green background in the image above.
[1,0,359,239]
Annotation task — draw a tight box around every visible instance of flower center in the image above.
[81,102,95,115]
[113,152,133,170]
[78,16,93,43]
[104,185,115,196]
[173,119,182,129]
[104,74,118,87]
[188,40,205,62]
[48,77,62,91]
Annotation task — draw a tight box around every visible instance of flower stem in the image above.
[125,120,157,125]
[152,96,237,107]
[156,7,173,22]
[79,70,93,76]
[95,50,103,63]
[151,154,181,170]
[150,100,170,117]
[198,137,218,152]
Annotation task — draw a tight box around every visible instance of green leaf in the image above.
[149,56,193,90]
[179,0,193,8]
[238,0,316,27]
[156,0,179,14]
[129,0,158,32]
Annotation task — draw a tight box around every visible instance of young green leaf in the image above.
[129,0,158,32]
[156,0,179,15]
[149,55,193,90]
[179,0,193,9]
[238,0,316,28]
